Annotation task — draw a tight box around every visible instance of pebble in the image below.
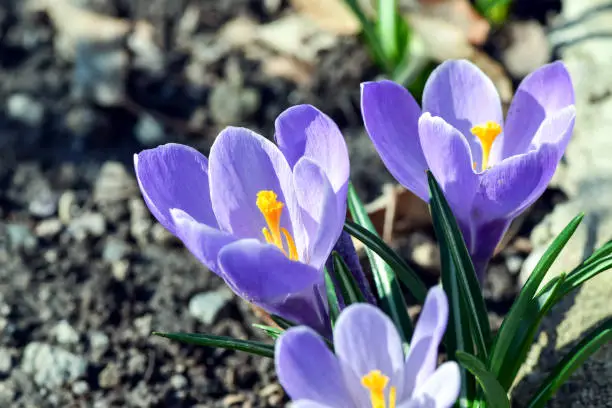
[188,288,233,325]
[170,374,188,390]
[408,232,440,270]
[112,260,129,281]
[505,254,523,276]
[102,238,130,262]
[5,224,38,252]
[68,212,106,239]
[89,331,110,357]
[150,223,177,245]
[35,219,63,238]
[6,93,45,126]
[57,191,76,224]
[98,363,120,389]
[71,380,89,396]
[21,342,87,388]
[53,320,80,345]
[94,162,138,204]
[209,81,260,125]
[134,114,165,146]
[0,348,12,375]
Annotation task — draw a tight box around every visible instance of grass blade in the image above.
[488,213,584,388]
[270,315,296,330]
[427,171,490,359]
[347,183,413,342]
[526,317,612,408]
[252,324,284,340]
[377,0,399,62]
[331,251,367,304]
[152,332,274,358]
[344,220,427,303]
[324,268,341,326]
[456,351,510,408]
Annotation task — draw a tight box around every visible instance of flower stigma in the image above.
[471,121,502,171]
[256,190,298,260]
[361,370,396,408]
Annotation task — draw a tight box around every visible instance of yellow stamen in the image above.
[256,190,298,261]
[361,370,396,408]
[471,121,502,171]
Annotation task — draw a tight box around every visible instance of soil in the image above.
[0,0,561,407]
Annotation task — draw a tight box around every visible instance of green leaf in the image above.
[456,351,511,408]
[377,0,399,63]
[252,324,284,340]
[427,171,490,359]
[347,183,413,342]
[331,251,367,305]
[270,315,296,330]
[489,213,584,389]
[324,267,341,326]
[152,332,274,358]
[526,317,612,408]
[344,220,427,303]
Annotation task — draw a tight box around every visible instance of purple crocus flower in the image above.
[276,286,460,408]
[134,105,349,334]
[361,60,575,276]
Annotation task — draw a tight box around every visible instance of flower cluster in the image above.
[135,59,575,407]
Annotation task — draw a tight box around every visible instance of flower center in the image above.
[256,190,298,261]
[471,121,502,171]
[361,370,396,408]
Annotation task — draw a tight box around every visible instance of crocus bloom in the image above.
[361,60,575,276]
[134,105,349,333]
[276,286,460,408]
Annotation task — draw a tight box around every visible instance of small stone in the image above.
[189,288,233,325]
[58,191,76,224]
[28,188,57,218]
[112,260,129,281]
[98,363,120,389]
[483,264,514,302]
[65,106,108,140]
[35,219,63,238]
[129,198,152,243]
[72,380,89,396]
[89,331,110,356]
[21,342,87,388]
[170,374,188,390]
[68,212,106,239]
[134,114,165,146]
[150,223,177,245]
[209,81,260,125]
[5,224,38,252]
[505,254,523,276]
[94,162,138,203]
[102,238,130,262]
[133,315,152,337]
[7,93,45,126]
[0,348,12,375]
[127,352,146,376]
[53,320,80,345]
[408,233,440,270]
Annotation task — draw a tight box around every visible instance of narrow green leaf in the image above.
[427,171,490,359]
[344,220,427,303]
[377,0,399,62]
[252,324,284,340]
[331,251,367,304]
[324,268,341,326]
[526,317,612,408]
[270,315,296,330]
[152,332,274,358]
[552,254,612,301]
[489,213,584,387]
[456,351,511,408]
[347,183,413,342]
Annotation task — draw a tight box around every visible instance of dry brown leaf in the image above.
[262,56,315,86]
[416,0,490,46]
[289,0,363,35]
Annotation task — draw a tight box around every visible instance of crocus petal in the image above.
[361,80,428,200]
[495,61,574,161]
[411,362,461,408]
[473,144,558,224]
[402,286,448,397]
[422,60,503,166]
[291,401,334,408]
[218,239,321,307]
[276,327,353,406]
[170,209,237,275]
[134,143,217,234]
[208,127,304,248]
[275,105,350,206]
[334,303,405,404]
[418,113,478,221]
[531,105,576,160]
[293,158,341,269]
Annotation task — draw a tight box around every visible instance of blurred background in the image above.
[0,0,610,406]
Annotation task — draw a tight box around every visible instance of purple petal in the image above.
[418,113,478,221]
[494,61,574,161]
[170,209,237,275]
[361,80,428,200]
[276,327,353,406]
[470,219,511,280]
[293,158,342,269]
[531,106,576,160]
[473,144,558,224]
[411,362,460,408]
[134,143,217,234]
[422,60,503,166]
[334,304,405,403]
[291,402,333,408]
[218,239,322,307]
[208,127,304,248]
[275,105,350,204]
[402,286,448,397]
